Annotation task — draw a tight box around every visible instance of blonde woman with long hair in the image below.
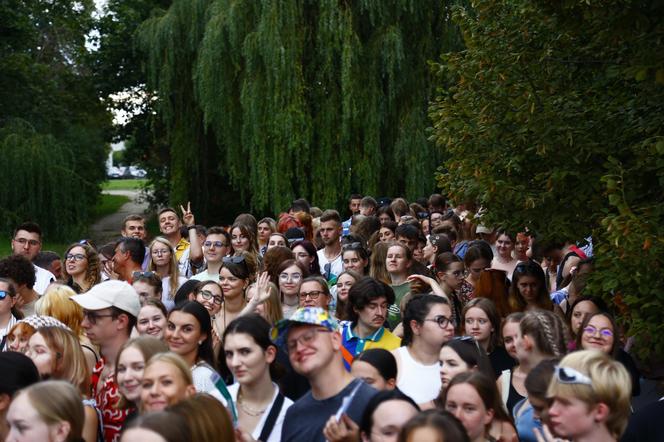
[36,285,99,371]
[148,237,187,311]
[25,327,100,442]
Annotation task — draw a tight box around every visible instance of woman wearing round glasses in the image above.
[393,294,455,404]
[276,259,308,319]
[62,243,101,293]
[576,311,640,397]
[148,237,187,311]
[538,350,631,442]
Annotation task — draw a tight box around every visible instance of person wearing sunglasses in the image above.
[576,311,641,397]
[62,243,102,294]
[393,294,455,404]
[537,350,631,442]
[0,277,19,351]
[190,227,231,283]
[70,280,141,442]
[216,253,253,338]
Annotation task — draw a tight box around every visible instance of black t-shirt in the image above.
[621,399,664,442]
[489,345,516,378]
[281,378,377,442]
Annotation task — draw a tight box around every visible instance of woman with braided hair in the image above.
[496,309,567,416]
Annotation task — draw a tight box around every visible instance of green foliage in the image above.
[430,0,664,359]
[0,121,100,240]
[0,0,112,241]
[137,0,462,219]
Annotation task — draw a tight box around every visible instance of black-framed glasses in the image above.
[83,310,116,325]
[424,315,455,329]
[198,290,223,305]
[223,255,246,264]
[554,366,593,386]
[65,253,86,262]
[299,290,325,300]
[204,240,229,248]
[13,237,40,247]
[133,271,158,280]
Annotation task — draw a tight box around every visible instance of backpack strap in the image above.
[258,392,285,442]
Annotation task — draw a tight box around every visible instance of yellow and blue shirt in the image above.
[340,321,401,371]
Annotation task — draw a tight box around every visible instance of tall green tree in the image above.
[138,0,461,220]
[430,0,664,358]
[0,0,111,240]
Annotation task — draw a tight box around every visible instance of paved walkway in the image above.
[89,189,150,246]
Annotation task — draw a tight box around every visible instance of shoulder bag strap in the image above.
[258,392,285,442]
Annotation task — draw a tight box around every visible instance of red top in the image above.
[91,358,131,442]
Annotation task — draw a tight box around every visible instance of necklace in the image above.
[237,389,268,417]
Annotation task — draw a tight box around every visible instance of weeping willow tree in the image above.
[0,120,99,239]
[138,0,460,217]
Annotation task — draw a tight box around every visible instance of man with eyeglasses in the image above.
[71,280,140,442]
[111,237,145,282]
[340,277,401,371]
[272,307,377,442]
[190,226,231,282]
[10,222,54,295]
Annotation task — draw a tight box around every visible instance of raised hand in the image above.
[179,201,195,227]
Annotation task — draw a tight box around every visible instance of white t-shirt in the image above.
[190,270,219,283]
[211,383,293,442]
[33,264,55,295]
[161,276,188,311]
[316,250,343,283]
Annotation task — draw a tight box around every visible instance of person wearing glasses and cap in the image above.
[71,280,140,442]
[536,350,631,442]
[273,307,377,442]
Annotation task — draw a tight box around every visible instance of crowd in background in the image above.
[0,193,659,442]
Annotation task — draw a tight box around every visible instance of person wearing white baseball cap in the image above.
[71,280,140,442]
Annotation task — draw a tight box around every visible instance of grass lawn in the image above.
[91,194,131,219]
[101,179,147,191]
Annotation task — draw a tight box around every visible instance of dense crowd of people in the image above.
[0,193,658,442]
